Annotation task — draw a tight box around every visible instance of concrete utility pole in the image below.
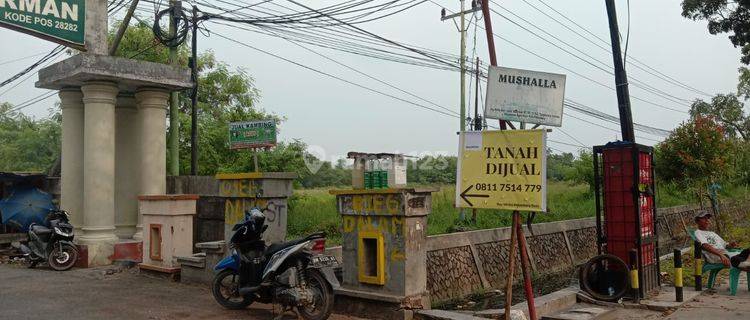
[168,0,180,176]
[604,0,635,142]
[441,1,480,132]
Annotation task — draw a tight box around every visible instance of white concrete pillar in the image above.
[59,88,84,235]
[79,81,119,266]
[132,88,169,241]
[114,95,139,239]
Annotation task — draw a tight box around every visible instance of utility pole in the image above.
[474,57,482,131]
[604,0,635,143]
[168,0,180,176]
[190,5,199,175]
[441,0,480,132]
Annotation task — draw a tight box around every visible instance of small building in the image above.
[347,152,408,189]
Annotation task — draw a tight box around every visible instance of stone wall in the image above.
[425,200,750,303]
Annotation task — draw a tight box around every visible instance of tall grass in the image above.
[286,181,749,244]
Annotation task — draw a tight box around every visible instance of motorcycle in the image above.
[212,204,339,320]
[15,209,78,271]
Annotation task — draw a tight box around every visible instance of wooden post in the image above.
[504,211,519,320]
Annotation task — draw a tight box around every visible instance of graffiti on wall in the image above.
[224,198,284,228]
[339,193,402,215]
[219,179,261,197]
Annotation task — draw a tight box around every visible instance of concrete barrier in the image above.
[424,200,750,303]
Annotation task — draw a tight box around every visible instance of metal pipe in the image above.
[504,211,519,320]
[516,213,537,320]
[190,5,198,175]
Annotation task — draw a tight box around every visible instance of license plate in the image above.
[311,255,338,267]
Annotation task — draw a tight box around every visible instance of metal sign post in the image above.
[0,0,86,49]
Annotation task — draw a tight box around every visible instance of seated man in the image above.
[694,211,750,270]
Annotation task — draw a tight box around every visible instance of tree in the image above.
[547,151,575,181]
[0,103,61,172]
[689,94,749,140]
[567,150,595,191]
[682,0,750,64]
[655,115,734,186]
[111,21,300,177]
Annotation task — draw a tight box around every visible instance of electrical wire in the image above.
[429,1,690,114]
[0,46,64,89]
[212,32,460,118]
[525,0,712,98]
[0,51,52,67]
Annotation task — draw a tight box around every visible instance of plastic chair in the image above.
[688,229,749,295]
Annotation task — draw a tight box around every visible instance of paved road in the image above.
[0,263,363,320]
[603,275,750,320]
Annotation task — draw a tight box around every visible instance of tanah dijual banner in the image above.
[455,129,547,212]
[484,66,566,127]
[0,0,85,48]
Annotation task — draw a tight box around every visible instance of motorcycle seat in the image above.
[265,232,325,257]
[30,224,52,235]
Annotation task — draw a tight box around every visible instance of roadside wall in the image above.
[425,200,750,303]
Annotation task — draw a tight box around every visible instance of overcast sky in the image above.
[0,0,744,163]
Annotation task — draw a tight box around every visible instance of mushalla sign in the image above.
[0,0,85,48]
[484,66,566,127]
[455,130,547,211]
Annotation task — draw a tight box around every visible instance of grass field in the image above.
[286,181,750,244]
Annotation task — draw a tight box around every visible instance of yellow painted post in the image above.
[674,249,683,302]
[629,249,640,302]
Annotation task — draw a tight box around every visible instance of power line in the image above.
[0,51,52,67]
[523,0,712,98]
[0,46,64,90]
[428,1,690,114]
[487,0,693,109]
[211,20,460,117]
[212,32,460,118]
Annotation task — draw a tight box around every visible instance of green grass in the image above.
[286,181,749,245]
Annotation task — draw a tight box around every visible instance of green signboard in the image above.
[229,120,277,149]
[0,0,85,49]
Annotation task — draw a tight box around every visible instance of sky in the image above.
[0,0,744,164]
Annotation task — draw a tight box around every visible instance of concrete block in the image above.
[36,54,192,92]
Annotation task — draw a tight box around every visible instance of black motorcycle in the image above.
[212,205,339,320]
[15,210,78,271]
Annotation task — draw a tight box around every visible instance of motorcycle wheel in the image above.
[298,269,334,320]
[48,243,78,271]
[212,269,253,309]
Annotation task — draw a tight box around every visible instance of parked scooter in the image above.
[212,204,339,320]
[15,210,78,271]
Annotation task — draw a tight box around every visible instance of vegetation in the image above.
[682,0,750,64]
[0,103,60,172]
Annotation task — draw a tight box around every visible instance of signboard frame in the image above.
[484,66,566,127]
[0,0,86,50]
[455,129,548,212]
[229,119,277,150]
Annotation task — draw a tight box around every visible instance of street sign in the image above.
[0,0,85,49]
[455,130,547,211]
[229,120,277,149]
[484,66,566,127]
